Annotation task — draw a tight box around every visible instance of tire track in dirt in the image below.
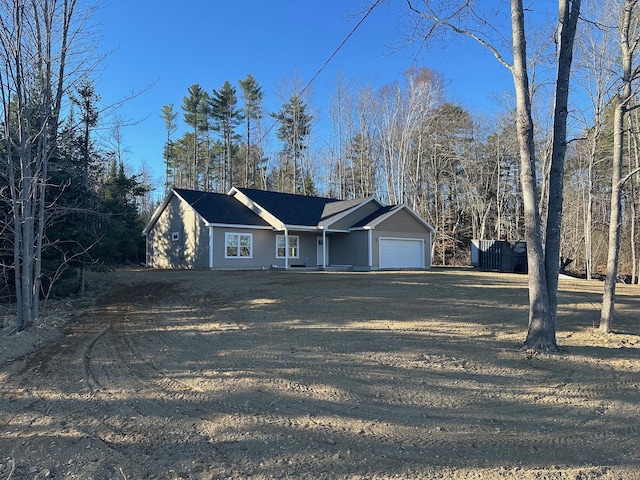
[0,287,154,477]
[219,328,640,467]
[4,270,640,479]
[65,282,234,475]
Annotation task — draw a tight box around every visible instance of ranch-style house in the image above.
[143,187,436,271]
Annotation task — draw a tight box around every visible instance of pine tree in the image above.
[161,104,178,192]
[210,81,242,191]
[239,74,264,187]
[94,160,148,265]
[271,95,312,194]
[44,82,104,297]
[182,84,209,189]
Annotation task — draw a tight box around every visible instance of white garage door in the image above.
[379,238,424,269]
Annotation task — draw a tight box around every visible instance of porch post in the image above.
[322,229,327,268]
[209,226,214,269]
[368,228,373,268]
[284,227,289,269]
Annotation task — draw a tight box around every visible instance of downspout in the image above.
[209,226,214,269]
[284,227,289,269]
[322,228,327,268]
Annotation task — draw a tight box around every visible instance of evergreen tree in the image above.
[271,95,312,194]
[93,160,148,265]
[42,81,104,297]
[210,81,242,191]
[182,84,209,189]
[161,104,178,192]
[69,81,100,190]
[239,74,264,187]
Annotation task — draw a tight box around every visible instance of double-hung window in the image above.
[225,232,252,258]
[276,235,299,259]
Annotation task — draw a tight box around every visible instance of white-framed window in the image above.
[225,232,253,258]
[276,235,299,258]
[171,232,180,242]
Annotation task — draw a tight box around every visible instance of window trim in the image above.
[225,232,253,259]
[276,234,299,259]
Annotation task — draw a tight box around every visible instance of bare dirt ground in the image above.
[1,268,640,480]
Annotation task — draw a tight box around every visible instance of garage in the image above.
[379,238,425,269]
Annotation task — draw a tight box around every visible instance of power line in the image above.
[259,1,382,143]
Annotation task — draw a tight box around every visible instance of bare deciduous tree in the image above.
[1,0,90,331]
[405,0,581,351]
[600,0,640,332]
[572,0,617,280]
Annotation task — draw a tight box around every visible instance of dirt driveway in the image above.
[1,268,640,479]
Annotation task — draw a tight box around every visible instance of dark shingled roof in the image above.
[319,197,370,225]
[237,188,348,226]
[350,205,398,228]
[174,188,270,227]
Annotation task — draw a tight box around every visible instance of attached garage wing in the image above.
[379,238,425,269]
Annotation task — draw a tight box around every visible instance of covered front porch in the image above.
[270,228,368,270]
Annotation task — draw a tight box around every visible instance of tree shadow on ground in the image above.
[2,269,640,479]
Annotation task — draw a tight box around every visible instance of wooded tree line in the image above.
[164,60,639,283]
[162,75,317,196]
[160,0,634,349]
[1,0,638,344]
[0,0,151,330]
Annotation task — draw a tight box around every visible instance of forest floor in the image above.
[1,268,640,480]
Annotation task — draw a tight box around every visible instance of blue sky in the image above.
[93,1,513,190]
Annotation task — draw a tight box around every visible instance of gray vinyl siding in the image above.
[329,201,381,231]
[211,227,272,269]
[377,209,431,234]
[371,209,433,269]
[148,195,209,268]
[211,229,319,268]
[329,231,369,267]
[191,222,210,268]
[351,231,371,267]
[298,233,319,266]
[270,232,319,267]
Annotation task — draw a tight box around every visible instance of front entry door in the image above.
[317,237,329,267]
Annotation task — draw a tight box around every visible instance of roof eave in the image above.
[206,223,274,230]
[368,205,436,233]
[142,188,178,235]
[279,225,322,232]
[229,187,286,230]
[320,196,381,228]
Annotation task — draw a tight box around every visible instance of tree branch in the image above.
[620,165,640,186]
[405,0,514,71]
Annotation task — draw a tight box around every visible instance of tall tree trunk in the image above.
[629,110,639,284]
[600,0,636,333]
[600,101,625,333]
[227,130,233,190]
[511,0,554,350]
[630,175,637,284]
[245,115,251,188]
[544,0,580,322]
[585,140,595,280]
[514,0,580,351]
